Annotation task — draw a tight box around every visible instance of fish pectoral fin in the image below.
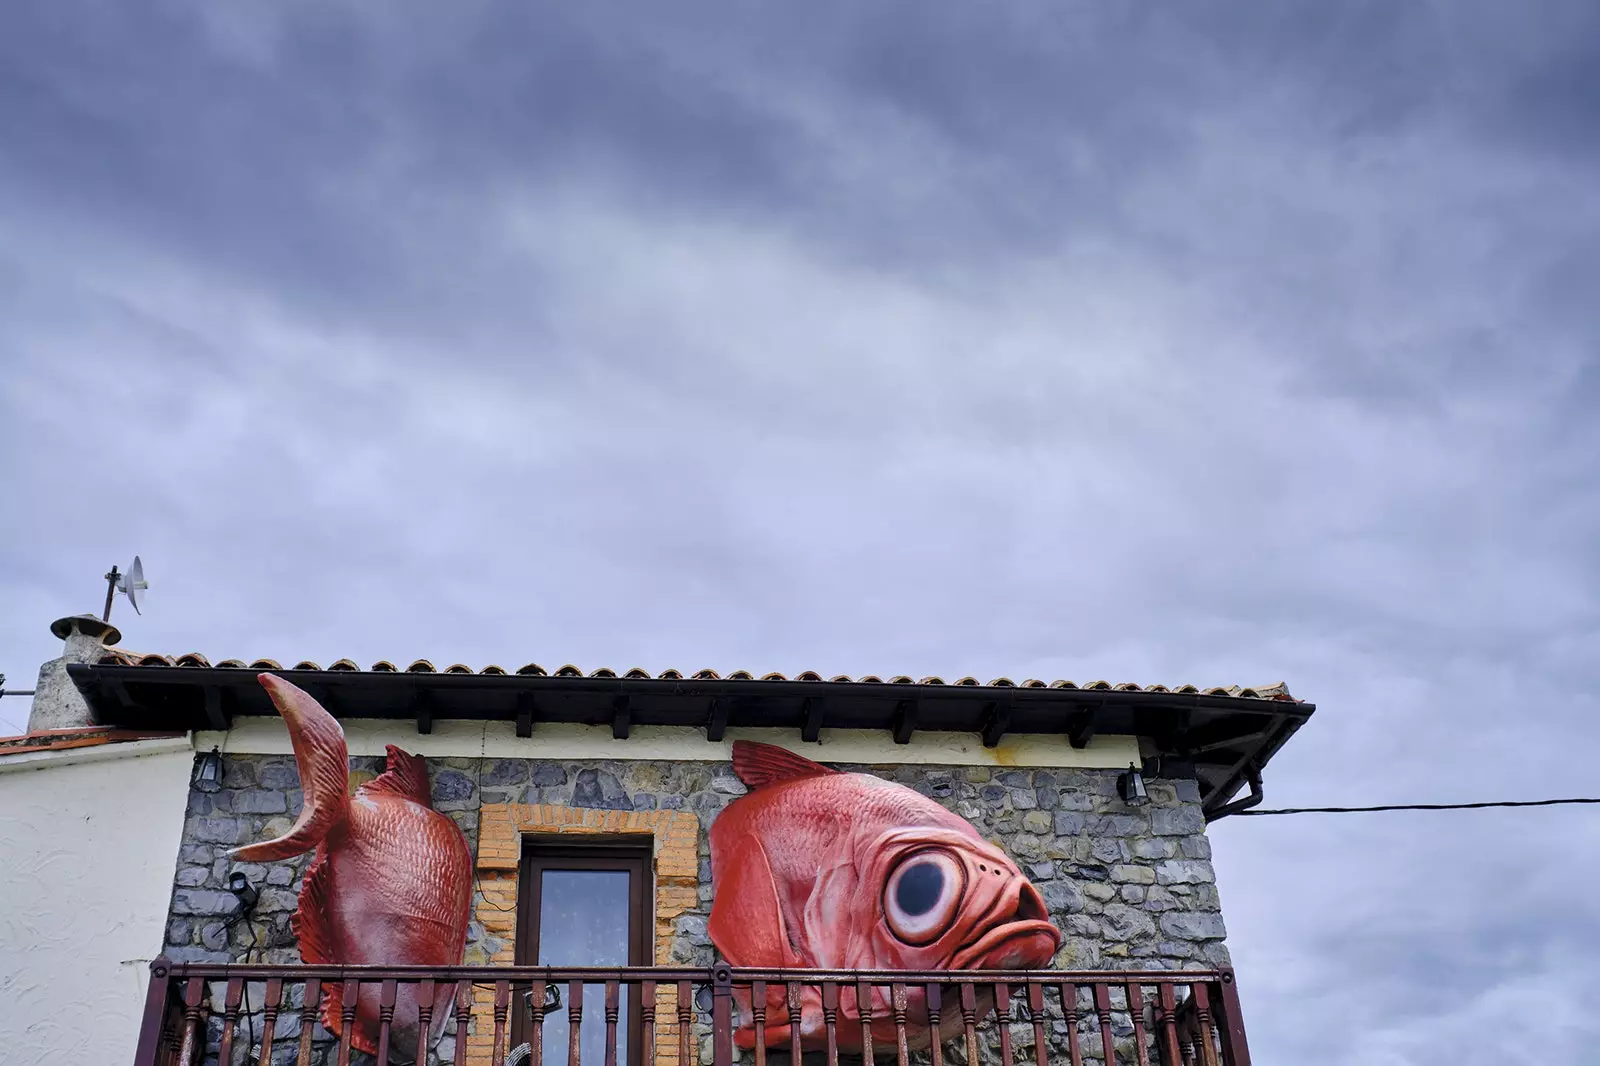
[708,833,799,967]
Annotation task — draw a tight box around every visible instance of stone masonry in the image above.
[165,754,1226,1065]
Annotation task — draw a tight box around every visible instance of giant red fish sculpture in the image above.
[231,675,473,1061]
[709,741,1061,1052]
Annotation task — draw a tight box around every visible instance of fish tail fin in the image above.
[730,740,835,790]
[230,674,351,862]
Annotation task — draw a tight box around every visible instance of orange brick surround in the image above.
[467,803,702,1066]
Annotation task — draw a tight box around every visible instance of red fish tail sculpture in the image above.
[231,674,473,1061]
[709,741,1061,1052]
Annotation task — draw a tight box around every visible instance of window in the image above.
[516,844,652,1066]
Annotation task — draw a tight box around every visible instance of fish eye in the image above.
[883,850,965,946]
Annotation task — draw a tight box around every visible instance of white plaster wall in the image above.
[0,738,194,1065]
[199,719,1142,768]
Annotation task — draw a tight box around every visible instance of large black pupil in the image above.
[895,861,945,917]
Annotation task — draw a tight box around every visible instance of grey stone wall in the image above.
[165,753,1227,1064]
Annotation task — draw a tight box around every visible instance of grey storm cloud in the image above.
[2,2,1598,1063]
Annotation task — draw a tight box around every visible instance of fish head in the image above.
[857,826,1060,970]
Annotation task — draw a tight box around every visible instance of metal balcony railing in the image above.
[133,960,1251,1066]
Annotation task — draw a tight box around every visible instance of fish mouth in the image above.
[951,919,1061,970]
[950,878,1060,969]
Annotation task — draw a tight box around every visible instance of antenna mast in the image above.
[102,565,120,623]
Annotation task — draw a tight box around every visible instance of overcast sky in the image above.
[3,3,1597,1062]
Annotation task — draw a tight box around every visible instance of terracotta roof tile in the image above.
[0,724,186,757]
[87,650,1299,702]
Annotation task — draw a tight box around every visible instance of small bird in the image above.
[709,741,1061,1051]
[232,674,473,1060]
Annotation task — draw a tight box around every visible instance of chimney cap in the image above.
[50,614,122,645]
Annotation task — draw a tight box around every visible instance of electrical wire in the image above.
[1235,797,1600,816]
[473,720,516,913]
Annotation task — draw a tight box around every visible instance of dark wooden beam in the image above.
[705,697,729,742]
[202,686,229,732]
[515,693,536,738]
[980,700,1010,748]
[612,695,632,740]
[1067,709,1098,749]
[1178,718,1270,755]
[1147,707,1192,754]
[800,697,824,743]
[891,699,918,745]
[414,690,435,735]
[107,678,137,713]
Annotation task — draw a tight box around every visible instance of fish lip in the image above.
[950,919,1062,970]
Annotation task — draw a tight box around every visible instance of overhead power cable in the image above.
[1235,797,1600,816]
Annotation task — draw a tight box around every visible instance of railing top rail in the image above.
[149,958,1231,985]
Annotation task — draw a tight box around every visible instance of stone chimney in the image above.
[26,614,122,732]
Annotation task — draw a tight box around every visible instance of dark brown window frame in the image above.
[513,840,653,1065]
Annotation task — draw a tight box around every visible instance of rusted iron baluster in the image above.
[787,982,805,1066]
[1155,985,1182,1066]
[256,978,283,1066]
[641,982,657,1066]
[376,980,398,1066]
[712,964,733,1066]
[1189,984,1219,1066]
[569,980,585,1066]
[1127,982,1150,1066]
[337,979,360,1066]
[176,978,205,1066]
[529,981,549,1066]
[1059,982,1082,1066]
[1213,972,1251,1066]
[676,980,693,1066]
[453,981,475,1066]
[163,1003,182,1063]
[822,982,841,1066]
[492,981,512,1066]
[415,981,437,1066]
[890,983,910,1066]
[133,958,174,1066]
[751,980,768,1066]
[219,978,243,1066]
[958,983,979,1066]
[1092,985,1116,1066]
[1173,992,1197,1066]
[994,982,1014,1066]
[856,979,877,1066]
[923,984,944,1066]
[296,978,322,1066]
[605,981,621,1066]
[1028,983,1048,1066]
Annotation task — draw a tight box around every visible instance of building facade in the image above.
[4,619,1311,1065]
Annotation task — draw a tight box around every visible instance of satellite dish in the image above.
[118,555,148,615]
[103,555,149,621]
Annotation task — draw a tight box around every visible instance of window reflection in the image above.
[540,869,632,1066]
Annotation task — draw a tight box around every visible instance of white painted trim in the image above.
[0,736,194,775]
[196,719,1139,769]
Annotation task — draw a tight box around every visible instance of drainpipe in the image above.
[1205,765,1264,822]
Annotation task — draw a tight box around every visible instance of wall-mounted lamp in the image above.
[1116,762,1149,806]
[227,871,259,915]
[194,748,224,793]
